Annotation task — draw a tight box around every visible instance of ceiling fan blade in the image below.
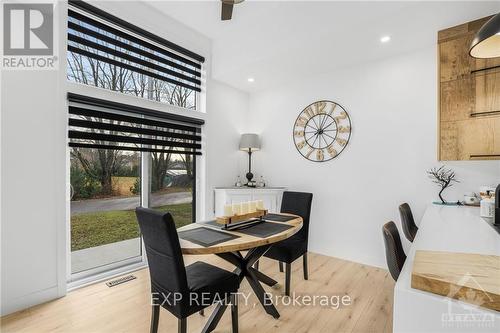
[221,2,233,21]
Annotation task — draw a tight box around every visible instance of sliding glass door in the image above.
[70,148,142,274]
[149,153,195,227]
[70,148,196,276]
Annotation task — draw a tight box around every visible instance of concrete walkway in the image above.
[71,238,142,273]
[71,191,191,215]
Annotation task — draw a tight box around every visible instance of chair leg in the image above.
[285,263,291,296]
[279,261,283,272]
[178,318,187,333]
[303,253,309,280]
[150,305,160,333]
[254,260,259,270]
[231,294,238,333]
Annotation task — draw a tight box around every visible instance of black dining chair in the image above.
[399,203,418,242]
[262,191,313,296]
[135,207,240,333]
[382,221,407,281]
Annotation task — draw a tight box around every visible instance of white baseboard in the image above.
[1,285,60,316]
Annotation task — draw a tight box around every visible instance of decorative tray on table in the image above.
[216,209,268,231]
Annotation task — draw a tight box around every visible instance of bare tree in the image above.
[427,166,459,204]
[71,147,121,195]
[67,22,197,195]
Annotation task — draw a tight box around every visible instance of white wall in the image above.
[246,46,500,268]
[1,67,67,316]
[0,0,224,315]
[204,79,249,220]
[1,1,67,315]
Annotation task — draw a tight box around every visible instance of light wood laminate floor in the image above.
[1,252,394,333]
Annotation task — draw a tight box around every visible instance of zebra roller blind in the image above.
[68,93,204,155]
[67,0,204,92]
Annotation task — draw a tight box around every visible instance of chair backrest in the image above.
[135,207,188,295]
[280,191,313,245]
[382,221,407,281]
[399,203,418,242]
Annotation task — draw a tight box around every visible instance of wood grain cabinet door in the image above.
[456,118,496,160]
[442,119,500,160]
[440,122,459,160]
[473,69,500,117]
[439,36,474,82]
[438,15,500,161]
[440,78,473,122]
[493,118,500,159]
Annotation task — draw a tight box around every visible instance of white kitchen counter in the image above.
[394,204,500,332]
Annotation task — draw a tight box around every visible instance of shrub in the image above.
[70,166,101,200]
[130,177,141,195]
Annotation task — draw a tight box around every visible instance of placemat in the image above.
[178,227,240,247]
[235,222,294,238]
[262,213,297,222]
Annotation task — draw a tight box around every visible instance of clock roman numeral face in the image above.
[293,100,351,162]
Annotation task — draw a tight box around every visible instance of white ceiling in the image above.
[148,1,500,93]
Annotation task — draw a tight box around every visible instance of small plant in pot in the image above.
[427,166,459,205]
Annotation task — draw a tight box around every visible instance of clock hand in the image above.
[322,120,336,131]
[319,114,328,131]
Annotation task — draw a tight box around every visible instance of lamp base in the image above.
[245,172,255,187]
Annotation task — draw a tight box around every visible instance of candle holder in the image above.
[216,209,268,230]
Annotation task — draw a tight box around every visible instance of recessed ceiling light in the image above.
[380,36,391,43]
[247,77,255,83]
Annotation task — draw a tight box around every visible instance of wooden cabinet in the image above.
[438,16,500,161]
[213,187,286,217]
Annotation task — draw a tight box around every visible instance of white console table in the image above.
[213,187,286,217]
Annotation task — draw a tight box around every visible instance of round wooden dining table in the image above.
[177,213,303,333]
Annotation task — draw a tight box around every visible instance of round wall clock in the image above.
[293,100,352,162]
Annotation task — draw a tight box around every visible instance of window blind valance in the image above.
[68,0,204,92]
[68,93,204,156]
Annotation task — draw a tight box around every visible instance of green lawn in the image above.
[71,203,192,251]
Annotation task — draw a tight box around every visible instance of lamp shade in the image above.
[239,133,261,151]
[469,13,500,59]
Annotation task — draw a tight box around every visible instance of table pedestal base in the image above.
[201,245,280,333]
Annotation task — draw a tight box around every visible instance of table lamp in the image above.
[239,133,260,187]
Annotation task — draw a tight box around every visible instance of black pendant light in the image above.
[469,13,500,59]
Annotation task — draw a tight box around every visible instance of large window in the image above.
[66,0,204,110]
[67,1,205,278]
